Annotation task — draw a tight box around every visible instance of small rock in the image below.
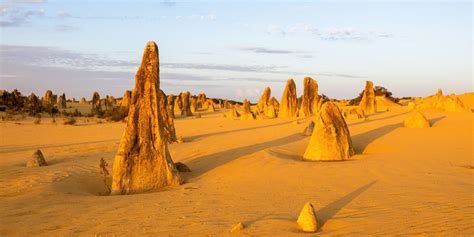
[175,162,191,172]
[177,136,184,143]
[404,110,430,128]
[297,202,318,233]
[230,222,245,233]
[26,150,48,167]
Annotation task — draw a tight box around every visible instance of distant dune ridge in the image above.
[111,41,182,195]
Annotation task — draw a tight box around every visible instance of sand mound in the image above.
[359,81,376,114]
[404,110,430,128]
[111,41,181,195]
[304,101,354,161]
[297,202,318,233]
[26,150,48,167]
[278,79,297,118]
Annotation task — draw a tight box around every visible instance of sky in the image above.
[0,0,472,102]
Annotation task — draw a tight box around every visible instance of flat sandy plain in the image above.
[1,93,473,236]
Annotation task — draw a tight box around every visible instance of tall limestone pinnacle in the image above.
[111,41,182,195]
[278,79,297,118]
[359,81,376,114]
[298,77,319,117]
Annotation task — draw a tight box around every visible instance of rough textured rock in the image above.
[436,95,467,112]
[180,91,193,117]
[27,150,48,167]
[42,90,54,108]
[208,101,216,112]
[344,107,365,120]
[175,162,191,172]
[111,41,181,195]
[297,202,318,233]
[269,97,279,111]
[303,121,315,136]
[197,93,207,109]
[121,90,132,110]
[79,97,87,104]
[298,77,319,117]
[264,105,277,118]
[190,97,197,113]
[91,91,102,114]
[303,102,354,161]
[240,99,255,120]
[57,93,67,109]
[257,87,271,113]
[166,95,176,119]
[159,90,177,143]
[105,95,116,110]
[359,81,376,114]
[228,107,240,119]
[404,110,431,128]
[173,95,183,115]
[278,79,297,118]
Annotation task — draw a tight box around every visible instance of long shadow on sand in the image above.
[317,180,377,229]
[187,120,296,141]
[429,115,446,126]
[351,123,402,154]
[0,139,119,154]
[186,133,305,178]
[348,111,409,127]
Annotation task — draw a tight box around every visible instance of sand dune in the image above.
[1,101,473,235]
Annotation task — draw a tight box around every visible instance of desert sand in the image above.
[1,92,473,236]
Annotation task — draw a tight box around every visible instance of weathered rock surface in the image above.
[257,87,271,113]
[159,90,178,143]
[278,79,297,118]
[91,91,102,114]
[180,91,193,117]
[298,77,319,117]
[57,93,67,109]
[297,202,318,233]
[27,150,48,167]
[111,41,182,195]
[240,99,255,120]
[303,102,354,161]
[404,110,431,128]
[359,81,376,114]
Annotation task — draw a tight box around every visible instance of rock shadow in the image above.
[317,180,377,229]
[351,123,401,154]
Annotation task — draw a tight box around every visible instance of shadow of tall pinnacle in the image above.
[317,180,377,229]
[186,133,305,179]
[351,123,401,154]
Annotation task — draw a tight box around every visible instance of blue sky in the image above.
[0,0,472,101]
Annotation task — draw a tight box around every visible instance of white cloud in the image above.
[266,23,394,41]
